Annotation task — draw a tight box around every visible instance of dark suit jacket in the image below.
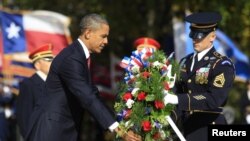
[16,73,45,138]
[26,40,116,141]
[174,47,235,141]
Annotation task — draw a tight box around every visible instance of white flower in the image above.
[125,120,134,128]
[131,88,140,96]
[131,65,140,73]
[160,130,166,139]
[126,99,135,109]
[152,61,163,68]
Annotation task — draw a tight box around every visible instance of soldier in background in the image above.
[0,84,16,141]
[15,44,54,139]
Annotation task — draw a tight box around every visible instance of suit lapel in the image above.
[31,74,45,88]
[192,58,210,72]
[180,55,193,82]
[75,41,87,63]
[75,40,92,82]
[186,55,193,73]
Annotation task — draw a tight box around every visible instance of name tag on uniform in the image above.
[195,67,210,84]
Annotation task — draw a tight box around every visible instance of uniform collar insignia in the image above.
[204,56,209,60]
[210,57,216,60]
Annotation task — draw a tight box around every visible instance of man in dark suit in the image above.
[25,13,141,141]
[164,12,235,141]
[16,44,54,138]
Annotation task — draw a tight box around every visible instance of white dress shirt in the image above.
[36,70,47,81]
[190,46,213,71]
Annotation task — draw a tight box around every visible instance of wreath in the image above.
[114,47,179,141]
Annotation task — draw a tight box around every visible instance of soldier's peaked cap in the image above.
[133,37,160,49]
[185,12,222,40]
[29,43,54,63]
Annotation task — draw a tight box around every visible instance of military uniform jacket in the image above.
[16,73,45,138]
[25,40,116,141]
[0,89,13,140]
[174,47,235,140]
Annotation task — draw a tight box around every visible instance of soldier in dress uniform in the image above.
[16,44,54,138]
[0,85,13,141]
[164,12,235,141]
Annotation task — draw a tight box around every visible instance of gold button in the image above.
[188,90,192,93]
[189,111,193,115]
[188,79,191,83]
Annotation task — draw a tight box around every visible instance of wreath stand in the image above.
[166,116,186,141]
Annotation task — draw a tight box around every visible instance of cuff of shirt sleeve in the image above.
[109,122,119,132]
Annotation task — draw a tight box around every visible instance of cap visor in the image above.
[189,31,210,40]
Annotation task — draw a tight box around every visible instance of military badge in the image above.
[221,60,232,65]
[193,95,206,100]
[210,57,216,60]
[213,73,225,87]
[195,67,210,84]
[204,56,209,60]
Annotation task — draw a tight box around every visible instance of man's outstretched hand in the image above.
[123,130,142,141]
[115,127,142,141]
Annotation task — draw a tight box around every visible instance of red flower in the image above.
[137,92,146,101]
[123,92,132,101]
[128,77,136,84]
[145,52,152,58]
[162,65,167,71]
[154,100,164,109]
[153,132,161,140]
[166,60,170,66]
[142,120,151,131]
[142,71,150,79]
[164,82,170,90]
[124,109,132,119]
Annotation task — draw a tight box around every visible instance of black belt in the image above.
[186,107,223,115]
[188,110,222,114]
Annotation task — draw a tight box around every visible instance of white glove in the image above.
[166,65,176,89]
[163,91,178,105]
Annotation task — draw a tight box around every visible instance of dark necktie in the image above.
[194,54,198,64]
[87,57,91,69]
[191,54,198,71]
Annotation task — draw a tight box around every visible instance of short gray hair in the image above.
[79,13,109,33]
